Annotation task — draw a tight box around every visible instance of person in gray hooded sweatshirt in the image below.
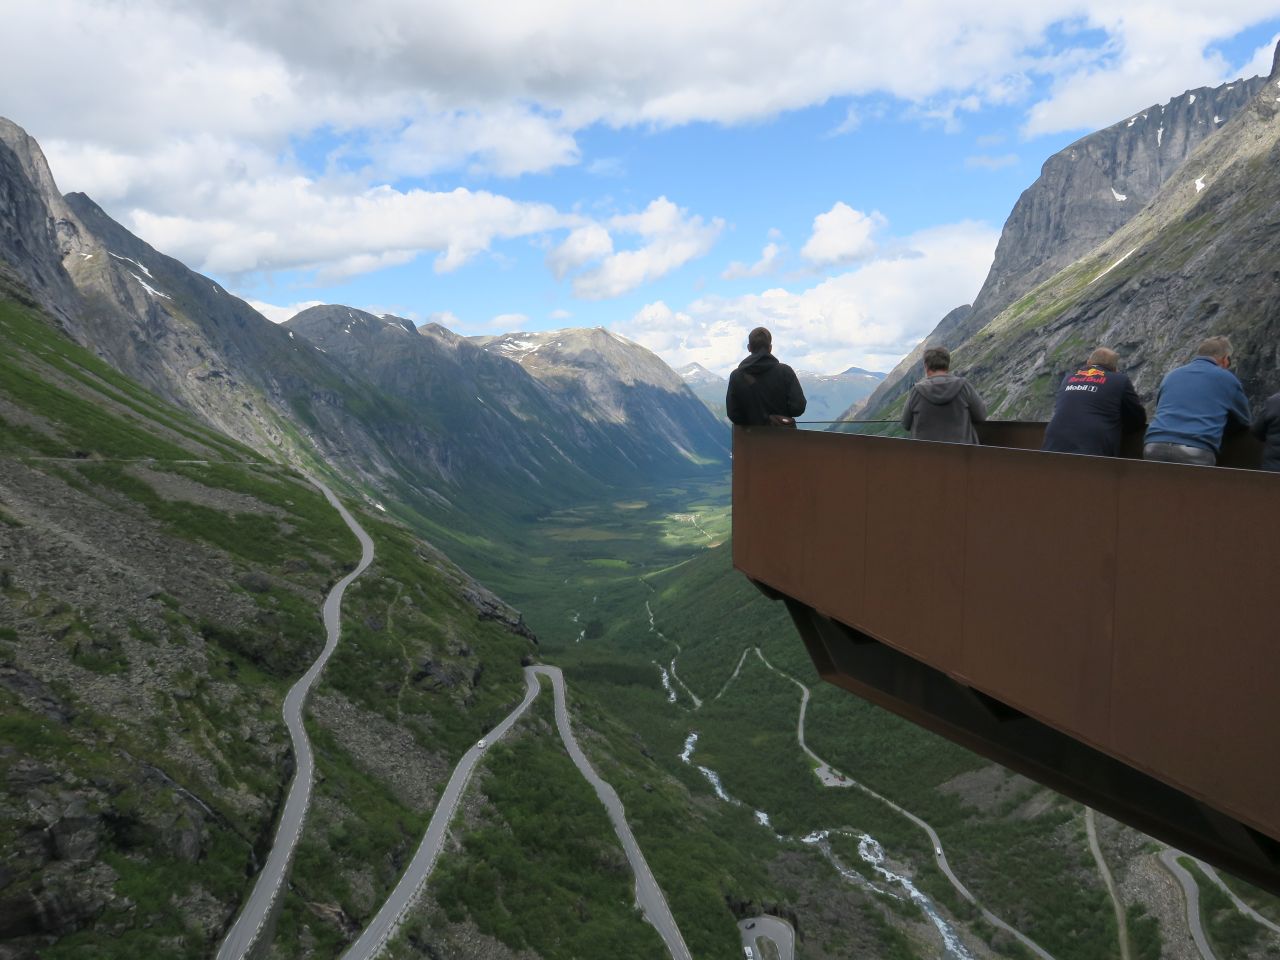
[901,346,987,443]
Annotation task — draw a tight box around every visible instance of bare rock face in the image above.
[945,49,1280,417]
[852,72,1269,421]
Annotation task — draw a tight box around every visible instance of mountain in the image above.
[0,291,539,955]
[677,361,885,424]
[849,70,1270,422]
[939,44,1280,416]
[677,362,728,419]
[475,328,730,469]
[0,117,726,534]
[794,366,886,423]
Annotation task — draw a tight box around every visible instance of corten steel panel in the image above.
[733,426,1280,847]
[1112,461,1280,838]
[733,427,867,619]
[959,447,1118,749]
[860,438,969,673]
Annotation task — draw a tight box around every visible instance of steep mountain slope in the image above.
[948,48,1280,416]
[0,117,429,488]
[286,307,725,503]
[851,71,1269,421]
[477,327,730,472]
[0,288,545,958]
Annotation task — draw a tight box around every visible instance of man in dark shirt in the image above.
[1042,347,1146,457]
[726,327,807,426]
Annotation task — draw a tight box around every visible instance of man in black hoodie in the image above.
[901,346,986,443]
[726,327,807,426]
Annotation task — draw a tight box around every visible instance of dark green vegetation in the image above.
[420,683,665,960]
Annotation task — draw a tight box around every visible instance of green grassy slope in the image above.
[0,294,533,957]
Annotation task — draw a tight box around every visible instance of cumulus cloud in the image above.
[5,0,1278,294]
[247,299,325,323]
[1023,9,1280,137]
[546,224,614,279]
[722,242,782,280]
[570,198,724,300]
[127,179,577,279]
[800,203,885,267]
[615,220,1000,376]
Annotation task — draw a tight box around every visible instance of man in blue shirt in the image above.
[1143,336,1252,466]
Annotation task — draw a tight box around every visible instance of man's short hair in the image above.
[1086,347,1119,371]
[923,346,951,372]
[747,327,772,353]
[1196,336,1232,361]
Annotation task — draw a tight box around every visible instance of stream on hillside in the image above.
[680,732,973,959]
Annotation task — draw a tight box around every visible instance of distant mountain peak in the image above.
[677,362,724,385]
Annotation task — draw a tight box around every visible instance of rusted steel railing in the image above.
[733,422,1278,889]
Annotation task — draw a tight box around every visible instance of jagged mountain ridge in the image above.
[0,117,726,520]
[475,328,729,468]
[285,307,726,492]
[850,71,1269,422]
[677,359,885,423]
[944,46,1280,416]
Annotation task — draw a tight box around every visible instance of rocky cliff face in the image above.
[851,72,1269,421]
[927,47,1280,418]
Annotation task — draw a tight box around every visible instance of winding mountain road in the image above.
[216,478,375,960]
[339,670,543,959]
[340,665,692,960]
[1159,849,1217,960]
[750,648,1056,960]
[1195,859,1280,937]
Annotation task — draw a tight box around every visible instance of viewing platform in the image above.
[732,421,1280,894]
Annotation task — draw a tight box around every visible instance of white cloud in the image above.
[547,224,614,279]
[965,153,1020,170]
[5,0,1278,295]
[1023,10,1280,137]
[373,107,580,178]
[549,308,573,320]
[800,203,884,267]
[571,197,724,300]
[247,298,325,323]
[615,220,1000,376]
[722,242,782,280]
[127,180,578,279]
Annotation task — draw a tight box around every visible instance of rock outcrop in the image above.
[850,71,1269,421]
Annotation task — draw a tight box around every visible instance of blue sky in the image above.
[3,2,1279,374]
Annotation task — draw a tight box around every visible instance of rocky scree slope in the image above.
[851,71,1268,422]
